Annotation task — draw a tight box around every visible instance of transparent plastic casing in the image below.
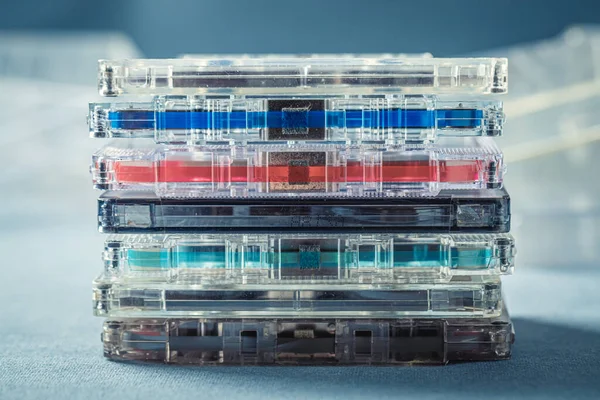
[97,189,511,233]
[98,55,508,96]
[93,276,502,318]
[100,233,515,283]
[102,304,513,365]
[89,96,505,144]
[91,138,504,197]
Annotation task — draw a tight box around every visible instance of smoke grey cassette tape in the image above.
[101,302,513,365]
[97,188,511,233]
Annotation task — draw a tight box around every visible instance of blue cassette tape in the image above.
[89,96,504,144]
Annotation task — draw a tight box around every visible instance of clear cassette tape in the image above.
[100,233,515,282]
[98,55,508,96]
[91,138,504,197]
[97,188,511,233]
[101,302,513,365]
[93,275,503,318]
[89,96,505,145]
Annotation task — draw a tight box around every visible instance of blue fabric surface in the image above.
[1,184,600,400]
[1,79,600,400]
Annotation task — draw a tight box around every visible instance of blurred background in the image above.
[1,0,600,398]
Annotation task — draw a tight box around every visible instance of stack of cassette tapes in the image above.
[89,55,515,365]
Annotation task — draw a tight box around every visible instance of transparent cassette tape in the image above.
[97,188,511,233]
[89,96,505,144]
[100,234,515,282]
[93,275,503,318]
[91,138,504,197]
[101,303,513,365]
[98,55,508,96]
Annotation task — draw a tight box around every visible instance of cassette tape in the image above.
[97,188,511,233]
[100,234,515,283]
[93,275,502,318]
[101,303,513,365]
[98,55,508,96]
[89,96,505,144]
[91,138,504,197]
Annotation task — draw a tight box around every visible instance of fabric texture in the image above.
[1,78,600,400]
